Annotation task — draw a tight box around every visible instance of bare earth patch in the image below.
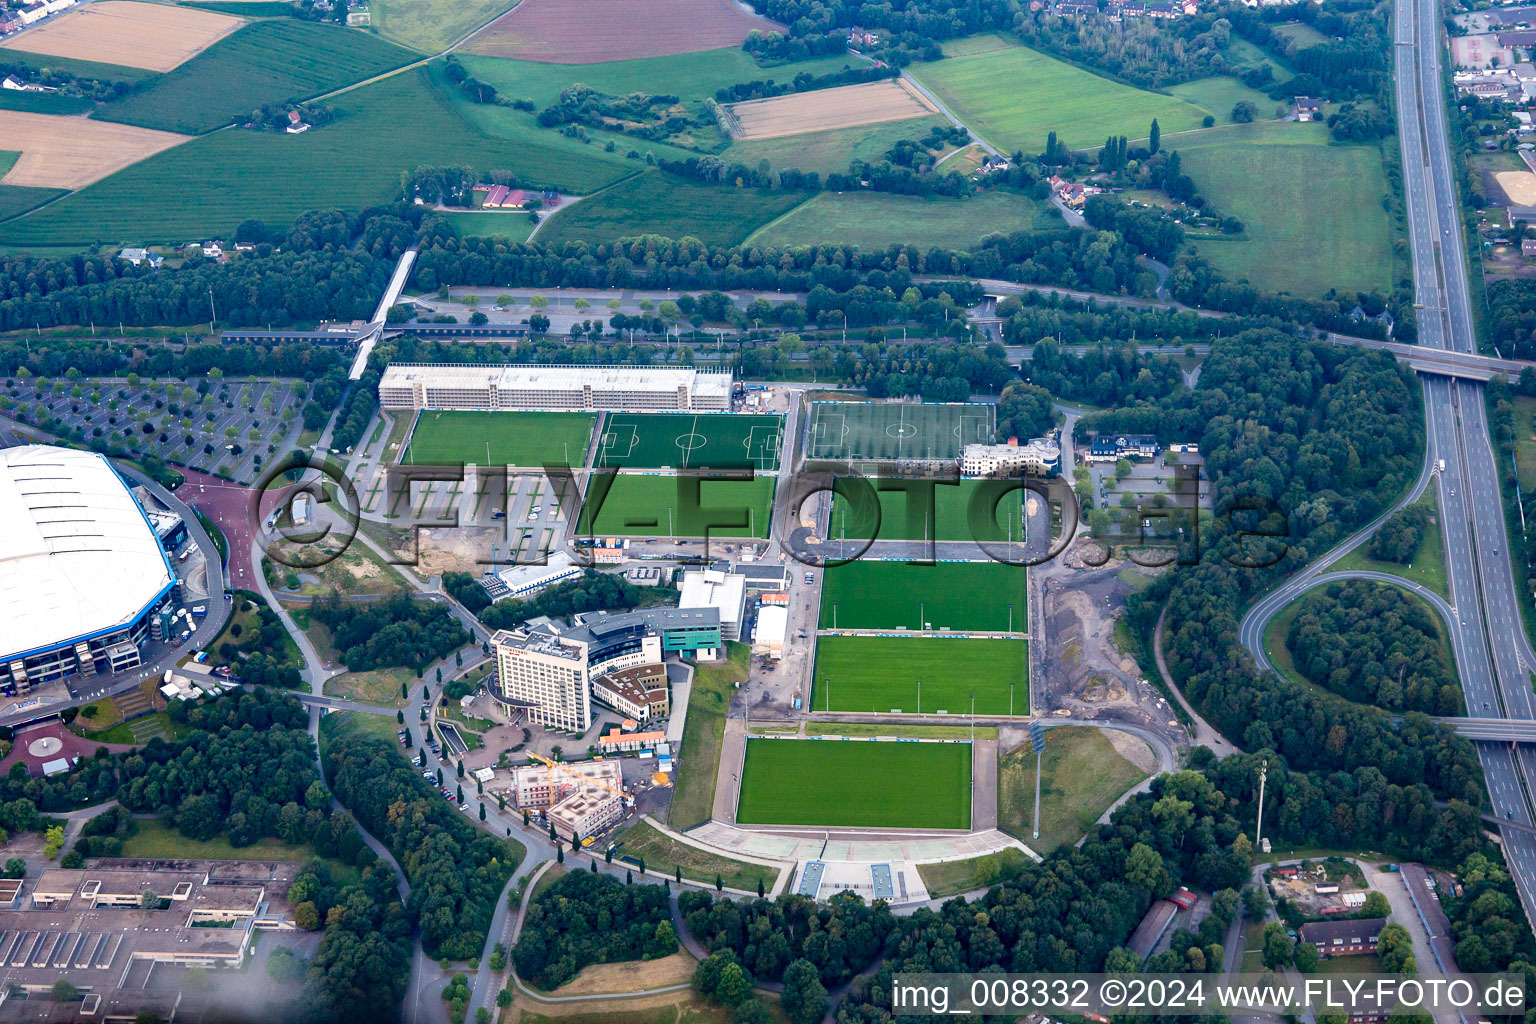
[0,110,189,188]
[552,950,698,996]
[723,79,937,140]
[0,1,243,72]
[465,0,780,63]
[1495,170,1536,207]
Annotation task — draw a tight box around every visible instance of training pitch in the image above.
[806,402,994,462]
[403,410,596,467]
[736,738,971,829]
[812,635,1027,715]
[827,478,1026,543]
[596,412,783,471]
[820,560,1026,632]
[579,472,775,538]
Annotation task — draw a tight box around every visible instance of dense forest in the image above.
[310,591,469,672]
[322,726,521,959]
[513,870,677,989]
[1284,579,1462,716]
[446,568,652,629]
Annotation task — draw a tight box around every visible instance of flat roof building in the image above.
[0,446,176,695]
[379,363,733,413]
[679,570,746,642]
[961,438,1061,477]
[489,626,590,732]
[591,664,669,722]
[508,759,626,841]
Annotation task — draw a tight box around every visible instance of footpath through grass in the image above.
[812,635,1027,716]
[668,643,749,831]
[996,726,1151,851]
[737,738,971,829]
[819,559,1026,631]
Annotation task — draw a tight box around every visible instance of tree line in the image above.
[311,590,469,673]
[513,869,677,990]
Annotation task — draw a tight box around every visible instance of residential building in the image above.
[489,626,591,732]
[679,569,747,642]
[378,363,733,412]
[508,759,625,840]
[1299,918,1388,956]
[117,247,163,268]
[1294,96,1323,120]
[1085,433,1159,463]
[591,664,670,721]
[961,438,1061,477]
[1523,238,1536,257]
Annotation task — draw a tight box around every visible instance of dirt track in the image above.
[0,110,189,189]
[466,0,780,63]
[0,0,242,71]
[724,79,938,140]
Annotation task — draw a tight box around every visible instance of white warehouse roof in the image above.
[678,569,745,630]
[0,445,173,660]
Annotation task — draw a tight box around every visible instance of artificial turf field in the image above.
[819,560,1026,632]
[736,738,971,829]
[827,478,1026,542]
[596,412,783,470]
[806,401,994,462]
[811,635,1027,715]
[403,411,596,467]
[578,472,776,538]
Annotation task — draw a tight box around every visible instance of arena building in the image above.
[378,363,733,412]
[0,445,177,695]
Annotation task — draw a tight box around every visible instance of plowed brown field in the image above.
[465,0,780,63]
[723,78,938,140]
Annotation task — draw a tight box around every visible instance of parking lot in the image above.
[1,376,307,484]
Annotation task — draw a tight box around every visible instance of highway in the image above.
[1238,0,1536,938]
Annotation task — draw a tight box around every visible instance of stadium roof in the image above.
[0,445,173,660]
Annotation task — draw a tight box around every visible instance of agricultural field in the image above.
[0,1,243,72]
[726,115,951,177]
[404,410,597,468]
[578,472,776,539]
[535,171,811,248]
[819,560,1027,632]
[1175,121,1393,297]
[93,21,418,134]
[458,48,860,110]
[811,635,1028,715]
[722,79,936,140]
[0,90,94,115]
[595,413,783,471]
[997,726,1154,851]
[368,0,515,53]
[1165,76,1284,124]
[0,110,188,189]
[736,738,971,829]
[466,0,781,63]
[750,188,1058,251]
[806,401,995,462]
[910,35,1211,151]
[0,67,632,244]
[0,152,61,222]
[826,478,1027,543]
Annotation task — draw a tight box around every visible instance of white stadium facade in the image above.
[377,363,732,412]
[0,445,177,695]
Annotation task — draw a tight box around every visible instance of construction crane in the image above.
[526,751,630,803]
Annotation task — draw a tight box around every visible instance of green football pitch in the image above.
[736,738,971,829]
[820,560,1027,632]
[595,413,783,470]
[403,411,596,467]
[826,479,1027,542]
[578,473,775,538]
[805,402,994,462]
[811,635,1027,715]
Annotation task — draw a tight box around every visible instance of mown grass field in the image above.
[811,635,1027,715]
[459,47,861,109]
[737,738,971,829]
[1175,121,1393,297]
[668,642,748,831]
[536,170,811,248]
[911,35,1210,150]
[749,188,1059,251]
[405,410,596,467]
[1329,493,1448,597]
[726,114,951,176]
[437,208,537,241]
[827,478,1026,542]
[615,819,777,891]
[93,21,418,134]
[0,90,94,115]
[0,65,632,243]
[578,473,775,539]
[595,412,782,471]
[1165,76,1283,124]
[369,0,516,53]
[997,727,1151,851]
[819,559,1026,632]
